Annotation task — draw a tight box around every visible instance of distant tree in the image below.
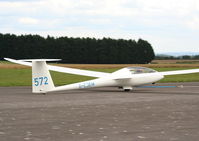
[137,39,155,64]
[0,33,155,64]
[193,55,199,59]
[182,55,191,59]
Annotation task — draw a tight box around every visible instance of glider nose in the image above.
[130,73,164,86]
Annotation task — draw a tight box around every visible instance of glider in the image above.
[4,58,199,94]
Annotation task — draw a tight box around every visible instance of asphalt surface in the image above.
[0,82,199,141]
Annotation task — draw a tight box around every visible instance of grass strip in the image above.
[0,67,199,86]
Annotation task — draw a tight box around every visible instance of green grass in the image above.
[0,67,199,86]
[0,60,15,64]
[0,68,94,86]
[0,69,32,86]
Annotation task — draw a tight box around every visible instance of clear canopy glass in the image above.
[127,67,157,74]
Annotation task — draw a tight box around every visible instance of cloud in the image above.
[1,0,198,28]
[0,0,199,53]
[186,16,199,30]
[18,17,39,25]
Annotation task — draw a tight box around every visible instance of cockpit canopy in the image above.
[127,67,157,74]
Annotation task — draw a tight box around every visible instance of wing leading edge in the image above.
[4,58,110,78]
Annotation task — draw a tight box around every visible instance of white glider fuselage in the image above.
[50,68,164,92]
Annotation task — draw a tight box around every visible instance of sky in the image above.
[0,0,199,54]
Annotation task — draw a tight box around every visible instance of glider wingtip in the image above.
[4,57,8,60]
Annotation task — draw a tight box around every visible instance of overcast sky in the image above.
[0,0,199,54]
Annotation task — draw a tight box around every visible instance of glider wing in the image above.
[159,69,199,76]
[4,58,110,78]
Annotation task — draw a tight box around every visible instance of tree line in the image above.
[155,55,199,60]
[0,33,155,64]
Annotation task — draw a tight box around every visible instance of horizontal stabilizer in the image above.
[20,59,61,62]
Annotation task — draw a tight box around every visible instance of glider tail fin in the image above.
[31,60,56,93]
[4,58,60,93]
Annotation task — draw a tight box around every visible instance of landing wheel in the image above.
[124,89,131,92]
